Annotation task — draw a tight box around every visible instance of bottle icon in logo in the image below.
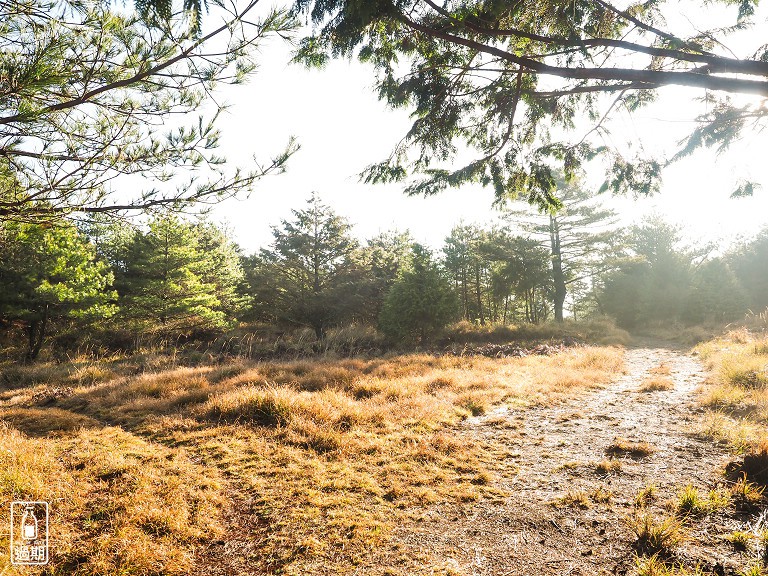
[21,505,38,541]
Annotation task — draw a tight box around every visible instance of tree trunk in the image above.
[475,264,485,325]
[25,305,49,362]
[549,214,567,323]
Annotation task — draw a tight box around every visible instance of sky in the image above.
[204,2,768,254]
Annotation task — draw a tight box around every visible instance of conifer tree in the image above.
[119,215,225,328]
[505,176,618,322]
[379,244,457,344]
[0,222,116,360]
[249,193,361,338]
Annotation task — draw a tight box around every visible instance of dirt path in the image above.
[357,346,736,576]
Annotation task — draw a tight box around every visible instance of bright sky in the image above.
[206,3,768,254]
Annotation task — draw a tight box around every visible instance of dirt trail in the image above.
[357,345,735,576]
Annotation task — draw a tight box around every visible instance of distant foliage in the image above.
[599,218,748,328]
[729,228,768,313]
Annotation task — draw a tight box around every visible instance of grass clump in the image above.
[725,530,754,550]
[635,555,705,576]
[635,484,658,508]
[649,364,672,376]
[201,385,294,426]
[595,459,622,474]
[607,437,657,458]
[675,484,730,516]
[731,475,766,511]
[553,489,591,509]
[639,377,675,392]
[740,440,768,484]
[630,513,685,556]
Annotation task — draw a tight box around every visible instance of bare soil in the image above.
[351,345,751,576]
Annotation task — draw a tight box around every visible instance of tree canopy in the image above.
[293,0,768,206]
[0,0,297,222]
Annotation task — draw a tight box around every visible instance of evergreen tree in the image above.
[356,230,414,322]
[119,215,226,328]
[0,0,295,221]
[730,228,768,313]
[505,176,619,322]
[379,244,457,344]
[195,220,246,319]
[486,232,553,324]
[599,218,751,328]
[684,259,747,324]
[0,222,116,360]
[249,193,361,338]
[443,225,491,324]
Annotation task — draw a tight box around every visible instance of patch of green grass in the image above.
[675,484,730,517]
[731,475,765,511]
[725,530,753,550]
[635,555,705,576]
[635,484,658,508]
[630,514,685,556]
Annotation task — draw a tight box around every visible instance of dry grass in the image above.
[552,489,592,509]
[639,376,675,392]
[595,458,623,474]
[696,331,768,421]
[649,363,672,376]
[0,423,223,575]
[607,437,657,458]
[695,331,768,485]
[0,345,624,574]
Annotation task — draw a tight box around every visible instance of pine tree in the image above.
[0,222,116,360]
[379,244,457,344]
[248,193,361,338]
[119,215,225,328]
[355,230,414,322]
[195,220,246,319]
[505,176,619,322]
[443,225,491,324]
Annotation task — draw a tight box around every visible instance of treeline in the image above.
[1,190,766,360]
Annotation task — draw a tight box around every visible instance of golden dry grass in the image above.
[607,437,657,458]
[695,330,768,457]
[0,346,624,574]
[639,376,675,392]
